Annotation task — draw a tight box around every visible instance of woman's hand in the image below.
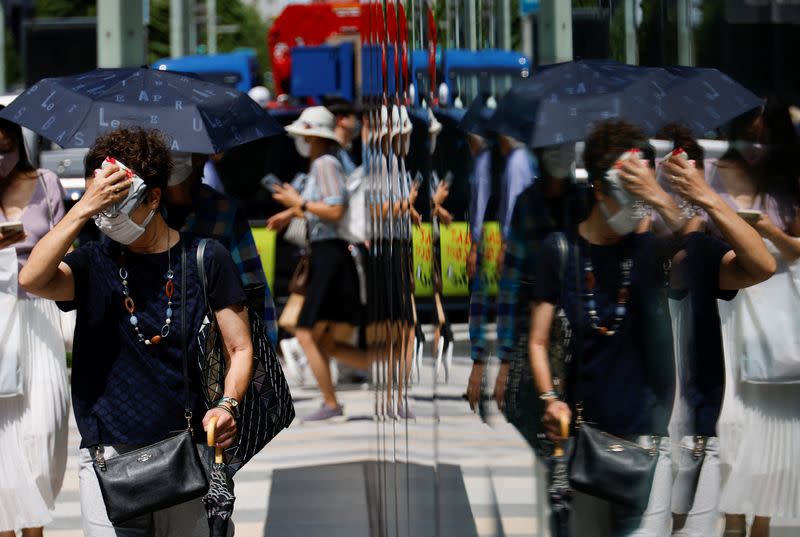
[433,182,450,206]
[466,362,485,412]
[467,243,479,279]
[618,156,664,206]
[76,165,132,217]
[751,212,780,239]
[267,208,297,232]
[493,362,510,411]
[410,206,422,226]
[434,204,453,225]
[272,183,303,209]
[203,408,238,449]
[0,230,26,249]
[663,157,717,210]
[542,400,571,442]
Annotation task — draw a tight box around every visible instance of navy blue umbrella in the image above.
[457,94,497,137]
[489,60,680,147]
[0,68,282,153]
[658,66,763,136]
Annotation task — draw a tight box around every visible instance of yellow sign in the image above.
[250,226,277,293]
[439,222,471,297]
[480,221,502,296]
[412,223,433,298]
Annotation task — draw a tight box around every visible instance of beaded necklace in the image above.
[582,247,632,337]
[118,234,174,346]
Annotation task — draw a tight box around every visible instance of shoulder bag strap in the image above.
[37,173,56,230]
[196,238,211,313]
[181,237,191,428]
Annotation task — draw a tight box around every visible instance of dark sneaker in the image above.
[397,405,415,421]
[304,404,345,423]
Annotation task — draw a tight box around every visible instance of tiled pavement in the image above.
[44,339,800,537]
[47,353,548,537]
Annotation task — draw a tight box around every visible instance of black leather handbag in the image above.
[568,414,659,510]
[93,240,209,524]
[565,237,660,511]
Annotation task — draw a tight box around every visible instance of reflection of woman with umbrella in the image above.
[530,120,775,535]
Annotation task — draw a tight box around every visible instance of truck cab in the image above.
[151,50,261,93]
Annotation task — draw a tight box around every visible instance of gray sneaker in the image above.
[304,404,345,423]
[397,405,415,421]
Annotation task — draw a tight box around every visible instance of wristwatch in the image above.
[216,396,240,418]
[538,390,559,402]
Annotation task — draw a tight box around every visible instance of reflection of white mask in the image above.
[294,137,311,158]
[168,152,194,186]
[600,200,640,236]
[541,143,576,178]
[93,208,155,245]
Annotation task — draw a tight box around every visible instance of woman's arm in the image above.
[272,183,346,223]
[665,157,776,289]
[528,301,570,440]
[202,304,254,449]
[751,212,800,263]
[19,165,130,300]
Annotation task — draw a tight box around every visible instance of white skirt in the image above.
[717,294,800,518]
[0,297,70,531]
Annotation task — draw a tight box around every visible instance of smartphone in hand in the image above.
[0,221,24,234]
[736,209,762,224]
[260,173,284,192]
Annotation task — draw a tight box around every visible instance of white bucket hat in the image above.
[285,106,340,143]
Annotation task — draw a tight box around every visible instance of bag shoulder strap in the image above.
[181,237,191,426]
[37,173,56,230]
[196,238,211,312]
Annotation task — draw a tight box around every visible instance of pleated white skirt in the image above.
[0,297,70,531]
[717,294,800,518]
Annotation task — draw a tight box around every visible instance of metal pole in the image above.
[170,0,190,57]
[500,0,511,50]
[537,0,572,65]
[677,0,694,66]
[97,0,145,68]
[0,6,6,93]
[521,14,533,59]
[624,0,637,64]
[206,0,217,54]
[466,0,477,51]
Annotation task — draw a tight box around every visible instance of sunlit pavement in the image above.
[46,325,800,536]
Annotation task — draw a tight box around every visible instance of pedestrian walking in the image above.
[18,127,254,536]
[530,120,774,536]
[268,107,367,422]
[0,110,70,537]
[164,151,278,346]
[713,101,800,537]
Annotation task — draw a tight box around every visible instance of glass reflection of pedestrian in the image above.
[268,107,367,422]
[0,112,70,537]
[18,128,254,536]
[712,102,800,537]
[164,151,278,346]
[530,120,775,536]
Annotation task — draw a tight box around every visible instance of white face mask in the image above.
[93,208,156,245]
[541,144,576,178]
[168,152,194,186]
[294,137,311,158]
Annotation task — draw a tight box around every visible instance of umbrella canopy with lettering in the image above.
[0,68,282,153]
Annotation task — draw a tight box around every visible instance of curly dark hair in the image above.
[583,120,648,185]
[84,128,172,192]
[656,122,704,167]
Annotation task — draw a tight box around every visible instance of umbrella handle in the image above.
[553,413,570,457]
[207,416,224,464]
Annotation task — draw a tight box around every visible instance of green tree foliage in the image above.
[36,0,96,18]
[147,0,270,82]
